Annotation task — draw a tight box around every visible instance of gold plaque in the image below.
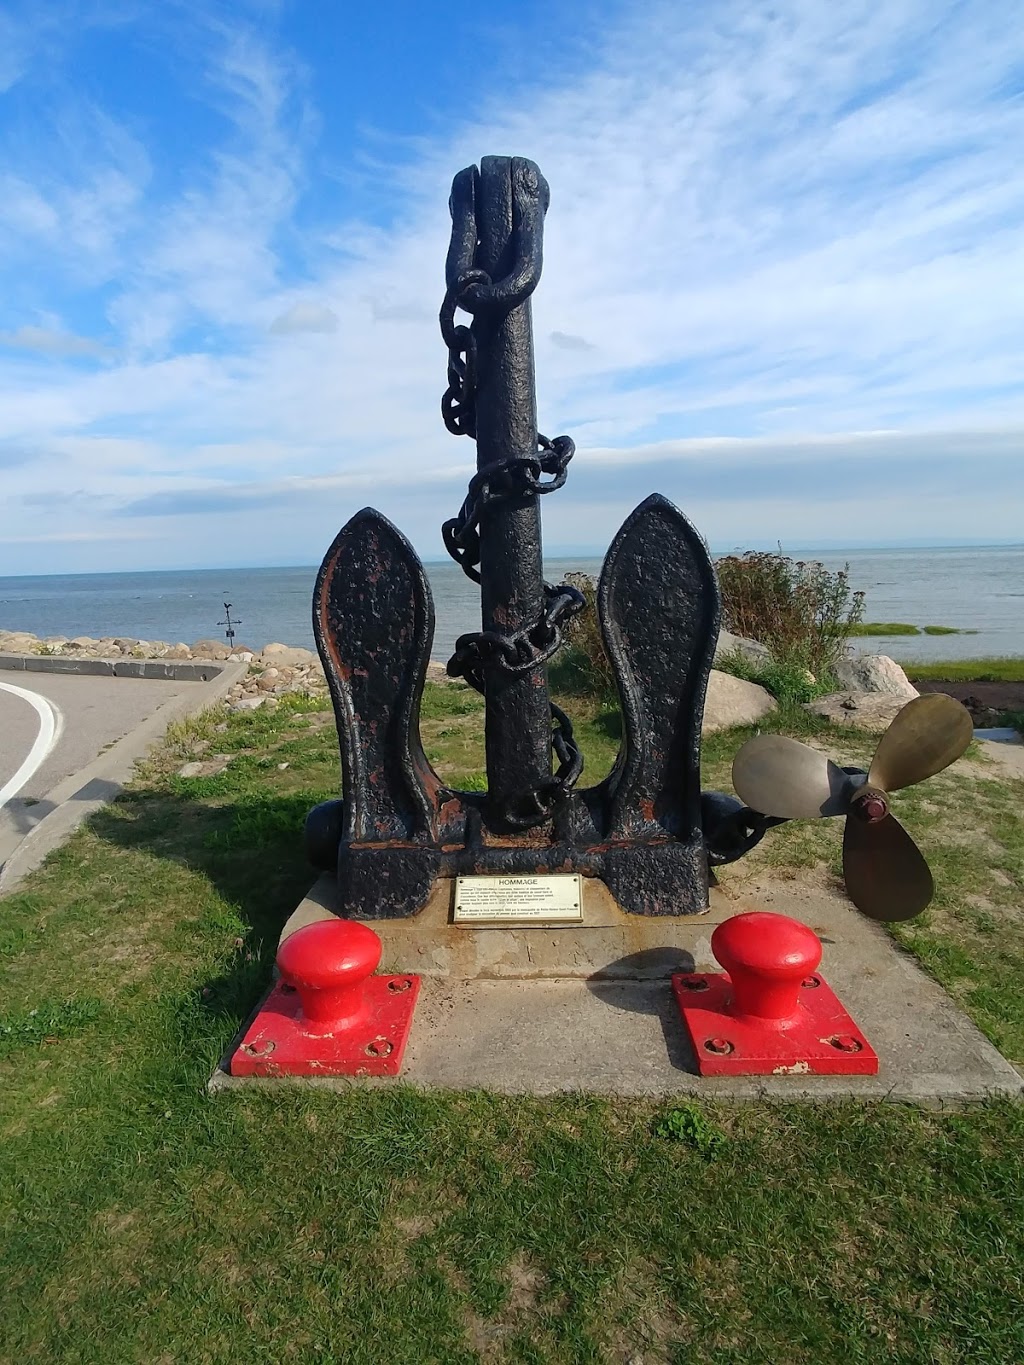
[452,874,583,925]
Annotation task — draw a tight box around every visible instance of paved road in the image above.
[0,671,194,872]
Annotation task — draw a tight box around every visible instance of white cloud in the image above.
[269,302,339,335]
[0,325,109,358]
[1,0,1023,573]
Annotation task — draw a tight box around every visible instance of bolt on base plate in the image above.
[671,971,879,1077]
[229,974,421,1078]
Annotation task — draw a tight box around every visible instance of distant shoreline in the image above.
[0,545,1020,665]
[2,541,1024,582]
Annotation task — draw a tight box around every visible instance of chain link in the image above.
[447,581,585,692]
[440,168,584,826]
[440,269,490,439]
[499,704,583,828]
[441,435,575,583]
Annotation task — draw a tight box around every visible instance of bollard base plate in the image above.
[229,974,421,1078]
[671,971,878,1077]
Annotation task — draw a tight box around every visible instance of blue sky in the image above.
[1,0,1023,574]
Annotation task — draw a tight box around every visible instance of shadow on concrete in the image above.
[585,947,699,1074]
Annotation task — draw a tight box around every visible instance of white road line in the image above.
[0,681,62,812]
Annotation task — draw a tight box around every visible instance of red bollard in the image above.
[278,919,382,1031]
[671,911,877,1076]
[230,919,420,1078]
[712,913,821,1024]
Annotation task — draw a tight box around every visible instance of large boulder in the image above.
[260,643,317,667]
[703,668,777,733]
[190,639,231,661]
[804,691,914,733]
[832,654,917,698]
[0,631,42,652]
[714,628,771,668]
[426,661,454,684]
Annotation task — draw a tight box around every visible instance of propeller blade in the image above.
[868,693,973,793]
[842,810,934,921]
[732,735,855,820]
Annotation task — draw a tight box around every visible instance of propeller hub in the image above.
[851,790,888,824]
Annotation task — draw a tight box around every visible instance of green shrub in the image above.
[716,549,865,678]
[552,572,617,701]
[717,648,832,706]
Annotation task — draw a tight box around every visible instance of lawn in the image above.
[909,657,1024,683]
[2,684,1023,1363]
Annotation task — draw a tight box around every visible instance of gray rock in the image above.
[259,643,317,667]
[177,756,232,779]
[191,639,231,661]
[68,635,98,649]
[703,668,777,733]
[233,696,265,711]
[832,654,918,698]
[804,691,914,733]
[714,629,771,667]
[1,632,41,651]
[164,643,192,660]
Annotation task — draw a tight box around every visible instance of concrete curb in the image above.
[0,652,228,682]
[0,660,247,895]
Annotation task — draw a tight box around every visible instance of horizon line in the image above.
[1,539,1023,580]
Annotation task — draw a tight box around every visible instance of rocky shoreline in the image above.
[0,629,454,711]
[4,626,988,732]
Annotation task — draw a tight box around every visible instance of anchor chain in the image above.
[703,804,786,866]
[441,435,575,583]
[440,166,584,826]
[447,580,586,691]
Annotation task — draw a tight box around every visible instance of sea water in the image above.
[0,546,1020,664]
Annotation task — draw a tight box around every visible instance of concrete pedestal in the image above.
[212,873,1023,1103]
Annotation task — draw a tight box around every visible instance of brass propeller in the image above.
[730,694,973,921]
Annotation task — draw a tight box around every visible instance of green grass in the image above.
[849,623,978,637]
[908,657,1024,683]
[850,621,922,636]
[2,682,1024,1362]
[714,648,836,706]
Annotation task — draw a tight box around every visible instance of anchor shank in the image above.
[473,156,552,822]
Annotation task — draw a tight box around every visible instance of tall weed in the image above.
[716,549,865,677]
